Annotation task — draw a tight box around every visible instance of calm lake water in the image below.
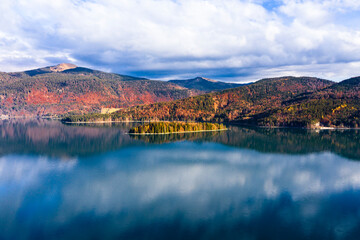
[1,119,360,240]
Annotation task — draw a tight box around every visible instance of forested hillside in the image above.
[105,76,359,128]
[0,64,199,117]
[64,76,340,128]
[252,77,360,127]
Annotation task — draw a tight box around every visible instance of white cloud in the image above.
[0,0,360,81]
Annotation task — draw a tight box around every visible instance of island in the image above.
[129,122,227,135]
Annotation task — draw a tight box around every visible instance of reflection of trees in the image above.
[212,126,360,160]
[0,119,140,157]
[1,120,359,160]
[132,125,360,160]
[130,131,222,144]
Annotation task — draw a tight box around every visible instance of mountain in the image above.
[49,63,77,72]
[64,76,336,126]
[252,76,360,127]
[0,64,200,117]
[7,63,359,128]
[169,77,244,92]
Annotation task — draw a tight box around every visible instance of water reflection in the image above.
[214,126,360,160]
[1,143,360,239]
[133,126,360,160]
[0,119,139,157]
[1,120,360,160]
[131,130,223,144]
[1,120,360,239]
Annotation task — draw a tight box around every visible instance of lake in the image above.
[1,119,360,240]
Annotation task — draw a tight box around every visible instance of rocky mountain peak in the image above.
[50,63,78,72]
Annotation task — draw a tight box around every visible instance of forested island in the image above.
[129,122,227,134]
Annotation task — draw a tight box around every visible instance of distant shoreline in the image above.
[2,118,360,130]
[62,120,144,124]
[256,125,360,130]
[61,119,360,130]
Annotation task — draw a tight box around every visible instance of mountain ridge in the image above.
[252,76,360,127]
[5,63,359,128]
[63,76,345,128]
[169,76,244,92]
[0,64,202,117]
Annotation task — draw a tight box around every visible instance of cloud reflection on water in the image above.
[1,120,360,239]
[1,143,360,239]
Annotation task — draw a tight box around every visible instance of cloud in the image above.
[0,0,360,82]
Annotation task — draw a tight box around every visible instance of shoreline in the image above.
[61,120,360,130]
[128,128,228,135]
[2,118,360,130]
[236,123,360,130]
[62,120,146,124]
[62,120,208,124]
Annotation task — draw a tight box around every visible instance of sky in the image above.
[0,0,360,83]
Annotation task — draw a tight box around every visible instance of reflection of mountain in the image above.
[132,125,360,160]
[1,120,359,160]
[2,120,360,239]
[213,126,360,160]
[0,119,140,157]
